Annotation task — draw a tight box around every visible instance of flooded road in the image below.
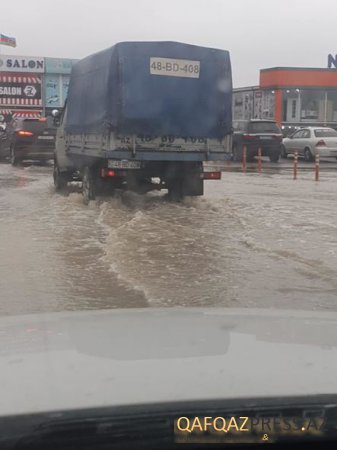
[0,161,337,316]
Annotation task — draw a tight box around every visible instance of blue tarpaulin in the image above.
[65,41,232,139]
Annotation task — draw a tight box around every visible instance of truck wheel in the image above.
[82,166,96,205]
[53,163,68,191]
[10,145,20,166]
[0,145,5,162]
[168,180,183,202]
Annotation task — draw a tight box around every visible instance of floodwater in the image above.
[0,160,337,316]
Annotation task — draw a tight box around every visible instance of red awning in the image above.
[12,110,42,119]
[0,75,41,84]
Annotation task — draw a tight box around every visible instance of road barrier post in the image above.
[315,151,320,182]
[258,147,262,174]
[242,145,247,173]
[293,150,298,180]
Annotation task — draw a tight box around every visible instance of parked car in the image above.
[281,127,337,161]
[0,117,56,165]
[232,119,283,162]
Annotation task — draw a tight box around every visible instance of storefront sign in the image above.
[328,54,337,69]
[0,108,42,119]
[0,55,44,73]
[0,74,42,106]
[45,57,77,74]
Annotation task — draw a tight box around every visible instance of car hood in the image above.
[0,307,337,416]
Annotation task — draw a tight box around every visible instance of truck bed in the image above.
[65,133,232,162]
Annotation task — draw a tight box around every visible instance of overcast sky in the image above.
[1,0,336,87]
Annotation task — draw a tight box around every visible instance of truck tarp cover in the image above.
[65,41,232,138]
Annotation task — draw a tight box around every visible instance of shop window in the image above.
[282,90,299,122]
[326,90,337,122]
[300,89,325,121]
[291,100,296,119]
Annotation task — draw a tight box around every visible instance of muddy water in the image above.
[0,161,336,316]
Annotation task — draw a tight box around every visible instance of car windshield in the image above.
[1,0,337,447]
[314,128,337,137]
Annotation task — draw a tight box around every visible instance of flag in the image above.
[0,34,17,48]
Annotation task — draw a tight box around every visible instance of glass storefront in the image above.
[301,89,325,121]
[282,89,337,125]
[326,91,337,122]
[233,87,337,129]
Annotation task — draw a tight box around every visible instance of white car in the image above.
[281,127,337,161]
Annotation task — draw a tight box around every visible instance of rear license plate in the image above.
[38,136,54,140]
[259,136,272,140]
[108,160,141,169]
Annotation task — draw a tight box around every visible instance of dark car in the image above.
[0,117,56,165]
[232,119,283,162]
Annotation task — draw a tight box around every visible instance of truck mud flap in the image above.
[165,162,204,197]
[182,175,203,196]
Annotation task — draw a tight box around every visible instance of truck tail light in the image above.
[316,140,326,147]
[100,168,126,178]
[101,169,116,177]
[201,171,221,180]
[17,130,33,137]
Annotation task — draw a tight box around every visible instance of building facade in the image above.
[0,54,77,122]
[3,54,336,134]
[233,67,337,135]
[233,86,275,122]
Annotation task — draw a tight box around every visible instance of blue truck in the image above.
[53,41,232,203]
